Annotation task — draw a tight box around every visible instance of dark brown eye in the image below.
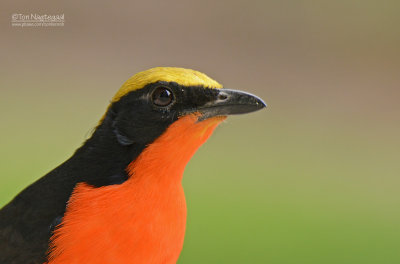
[152,87,174,106]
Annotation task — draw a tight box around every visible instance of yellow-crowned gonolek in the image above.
[0,67,266,264]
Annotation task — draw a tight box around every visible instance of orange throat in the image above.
[47,114,226,264]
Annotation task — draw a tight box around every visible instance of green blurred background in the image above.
[1,0,400,263]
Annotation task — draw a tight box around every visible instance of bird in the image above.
[0,67,266,264]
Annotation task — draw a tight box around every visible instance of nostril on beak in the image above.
[218,93,228,101]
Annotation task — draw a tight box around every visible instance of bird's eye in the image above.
[152,87,174,106]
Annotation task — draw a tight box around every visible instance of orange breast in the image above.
[47,114,225,264]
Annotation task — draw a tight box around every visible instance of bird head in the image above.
[99,67,266,148]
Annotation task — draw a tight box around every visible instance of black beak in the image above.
[198,89,267,120]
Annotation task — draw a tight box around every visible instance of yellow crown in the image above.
[111,67,223,103]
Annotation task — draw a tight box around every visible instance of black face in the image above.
[105,81,218,146]
[104,81,266,147]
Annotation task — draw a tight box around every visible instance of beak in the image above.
[198,89,267,120]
